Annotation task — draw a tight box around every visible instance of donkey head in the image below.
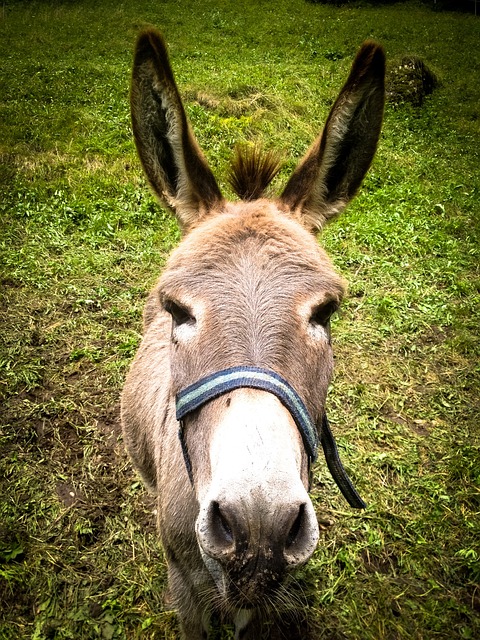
[128,29,384,609]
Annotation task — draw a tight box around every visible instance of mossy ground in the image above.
[1,1,479,638]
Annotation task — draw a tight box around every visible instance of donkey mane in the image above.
[228,145,283,201]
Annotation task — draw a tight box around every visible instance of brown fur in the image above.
[122,27,385,639]
[228,145,283,201]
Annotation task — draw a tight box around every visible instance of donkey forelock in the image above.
[228,145,283,201]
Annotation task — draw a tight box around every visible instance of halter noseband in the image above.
[175,366,365,509]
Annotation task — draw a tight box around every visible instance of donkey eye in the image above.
[163,299,195,327]
[309,300,338,327]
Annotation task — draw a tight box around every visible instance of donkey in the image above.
[121,28,385,640]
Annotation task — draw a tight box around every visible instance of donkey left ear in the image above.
[280,41,385,232]
[130,29,224,232]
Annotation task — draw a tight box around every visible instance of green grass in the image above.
[1,0,479,638]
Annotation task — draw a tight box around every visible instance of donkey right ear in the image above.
[130,29,224,232]
[280,41,385,233]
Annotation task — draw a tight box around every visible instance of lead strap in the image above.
[320,414,366,509]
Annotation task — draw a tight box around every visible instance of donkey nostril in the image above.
[197,499,237,561]
[284,501,319,567]
[210,500,233,546]
[286,503,306,548]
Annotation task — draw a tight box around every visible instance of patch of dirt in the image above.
[0,276,23,291]
[381,405,430,436]
[95,402,123,443]
[56,482,86,508]
[360,548,399,575]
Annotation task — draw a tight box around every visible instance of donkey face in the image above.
[158,202,343,602]
[123,28,384,637]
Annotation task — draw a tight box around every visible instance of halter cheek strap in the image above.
[175,366,365,509]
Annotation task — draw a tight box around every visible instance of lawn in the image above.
[0,0,479,638]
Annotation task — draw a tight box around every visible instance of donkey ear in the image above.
[280,41,385,232]
[130,29,224,232]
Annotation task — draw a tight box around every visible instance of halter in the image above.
[175,366,365,509]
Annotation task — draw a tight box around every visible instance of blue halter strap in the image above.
[175,366,365,509]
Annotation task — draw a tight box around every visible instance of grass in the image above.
[1,0,479,638]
